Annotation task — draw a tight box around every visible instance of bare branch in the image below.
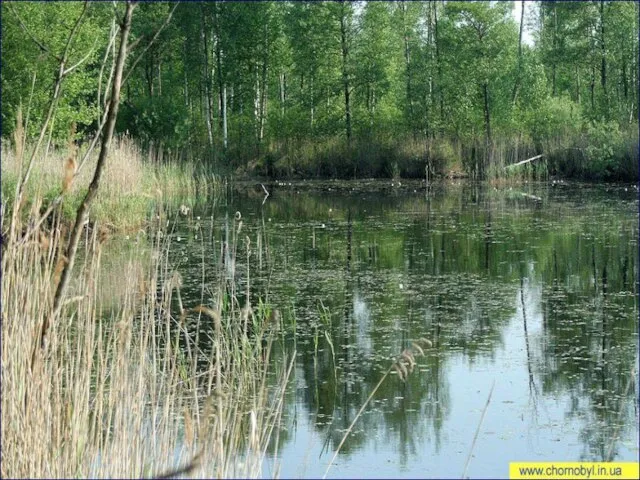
[76,108,110,173]
[63,36,99,76]
[122,2,180,86]
[98,16,118,117]
[10,0,91,230]
[7,3,57,59]
[127,35,143,52]
[102,24,119,113]
[42,0,136,353]
[59,1,90,66]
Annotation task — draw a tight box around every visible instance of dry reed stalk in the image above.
[14,104,24,171]
[62,154,77,193]
[323,338,433,479]
[3,204,290,478]
[461,380,495,479]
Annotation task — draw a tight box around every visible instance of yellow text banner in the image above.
[509,462,639,479]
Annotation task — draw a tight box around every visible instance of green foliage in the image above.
[2,2,111,141]
[118,96,194,149]
[527,95,581,143]
[2,1,637,180]
[584,119,624,179]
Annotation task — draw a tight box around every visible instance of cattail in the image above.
[266,309,281,328]
[38,231,50,251]
[401,350,416,369]
[394,359,408,380]
[137,277,149,297]
[183,406,194,448]
[97,225,110,244]
[62,154,77,193]
[411,341,424,356]
[14,104,24,167]
[53,254,69,290]
[62,122,78,193]
[192,305,220,323]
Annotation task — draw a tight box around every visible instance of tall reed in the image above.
[1,135,218,231]
[2,190,291,478]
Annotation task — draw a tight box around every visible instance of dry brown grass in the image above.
[1,135,216,231]
[1,197,292,478]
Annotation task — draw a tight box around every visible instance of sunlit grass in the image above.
[1,136,219,231]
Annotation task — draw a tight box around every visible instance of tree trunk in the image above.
[339,2,351,145]
[552,2,557,97]
[434,0,443,126]
[600,0,607,96]
[222,84,228,150]
[590,64,596,111]
[622,59,628,100]
[310,75,315,131]
[576,65,581,104]
[48,1,135,344]
[511,0,525,105]
[427,1,434,122]
[183,39,189,107]
[258,23,269,145]
[213,4,227,150]
[633,2,639,120]
[146,61,154,97]
[401,1,415,139]
[279,72,285,118]
[483,81,491,171]
[201,7,214,149]
[254,68,260,144]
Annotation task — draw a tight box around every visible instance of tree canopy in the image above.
[2,1,638,180]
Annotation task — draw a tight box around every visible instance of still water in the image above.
[166,180,638,478]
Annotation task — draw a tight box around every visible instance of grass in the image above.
[1,135,219,232]
[1,193,293,478]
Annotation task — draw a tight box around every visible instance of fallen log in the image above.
[505,153,545,169]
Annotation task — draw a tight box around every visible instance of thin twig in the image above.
[122,2,180,86]
[9,1,90,244]
[63,36,99,76]
[98,17,118,117]
[43,0,135,352]
[323,338,432,479]
[462,380,495,479]
[7,3,56,58]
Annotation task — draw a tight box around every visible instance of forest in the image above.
[2,1,639,180]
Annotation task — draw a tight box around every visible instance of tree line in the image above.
[3,1,638,180]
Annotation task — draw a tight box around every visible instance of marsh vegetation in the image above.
[2,1,638,181]
[1,2,638,479]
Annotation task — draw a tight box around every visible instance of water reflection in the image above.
[164,181,638,478]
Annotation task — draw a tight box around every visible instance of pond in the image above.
[161,180,638,479]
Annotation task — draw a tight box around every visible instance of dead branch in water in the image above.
[505,153,545,169]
